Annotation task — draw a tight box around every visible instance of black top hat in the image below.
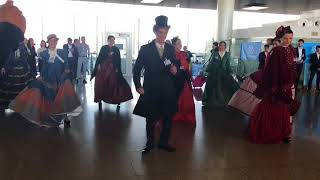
[155,15,170,28]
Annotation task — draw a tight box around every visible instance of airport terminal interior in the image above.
[2,0,320,179]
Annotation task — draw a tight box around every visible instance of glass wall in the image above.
[1,0,300,58]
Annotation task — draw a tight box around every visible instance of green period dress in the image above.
[202,51,240,107]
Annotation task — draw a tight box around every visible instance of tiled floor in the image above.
[1,79,320,180]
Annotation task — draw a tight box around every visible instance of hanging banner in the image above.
[240,42,262,61]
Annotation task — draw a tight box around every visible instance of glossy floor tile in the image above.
[1,79,320,180]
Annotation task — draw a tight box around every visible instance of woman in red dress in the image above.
[90,35,133,109]
[249,26,300,144]
[171,37,196,124]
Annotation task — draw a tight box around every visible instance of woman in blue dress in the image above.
[9,34,81,127]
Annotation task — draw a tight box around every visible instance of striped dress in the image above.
[0,44,33,110]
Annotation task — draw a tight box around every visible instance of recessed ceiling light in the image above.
[242,3,268,11]
[141,0,164,4]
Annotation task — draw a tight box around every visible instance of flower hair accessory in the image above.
[275,26,292,39]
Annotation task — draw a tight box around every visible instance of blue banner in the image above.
[303,43,319,63]
[191,63,204,76]
[240,42,262,61]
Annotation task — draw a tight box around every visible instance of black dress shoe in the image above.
[64,121,71,127]
[0,109,5,116]
[142,146,154,155]
[158,145,176,152]
[283,137,291,143]
[64,117,71,127]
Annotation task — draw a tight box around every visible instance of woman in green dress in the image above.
[202,41,239,107]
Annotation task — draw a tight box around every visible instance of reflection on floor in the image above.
[1,78,320,180]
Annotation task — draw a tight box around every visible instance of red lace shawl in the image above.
[254,45,296,100]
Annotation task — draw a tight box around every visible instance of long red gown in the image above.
[173,51,196,124]
[93,45,133,104]
[249,45,300,144]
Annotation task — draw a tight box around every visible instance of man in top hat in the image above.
[0,0,26,72]
[133,15,180,154]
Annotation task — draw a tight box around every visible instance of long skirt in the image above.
[173,81,196,124]
[202,73,239,107]
[228,77,261,116]
[0,60,33,109]
[9,79,81,127]
[228,70,264,116]
[94,61,133,104]
[248,86,295,144]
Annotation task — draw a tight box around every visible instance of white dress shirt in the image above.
[219,51,226,59]
[48,49,57,63]
[298,47,303,61]
[155,41,165,58]
[68,44,73,58]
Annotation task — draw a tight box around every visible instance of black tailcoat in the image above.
[133,41,180,118]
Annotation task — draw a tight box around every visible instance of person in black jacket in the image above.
[0,42,33,110]
[210,42,219,53]
[183,45,193,62]
[63,38,79,81]
[308,46,320,91]
[258,44,270,69]
[90,35,132,109]
[133,15,180,154]
[0,1,26,114]
[27,38,37,77]
[295,39,306,89]
[0,0,25,72]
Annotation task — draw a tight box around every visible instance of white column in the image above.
[217,0,235,42]
[96,16,99,53]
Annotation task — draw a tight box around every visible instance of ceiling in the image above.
[73,0,320,14]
